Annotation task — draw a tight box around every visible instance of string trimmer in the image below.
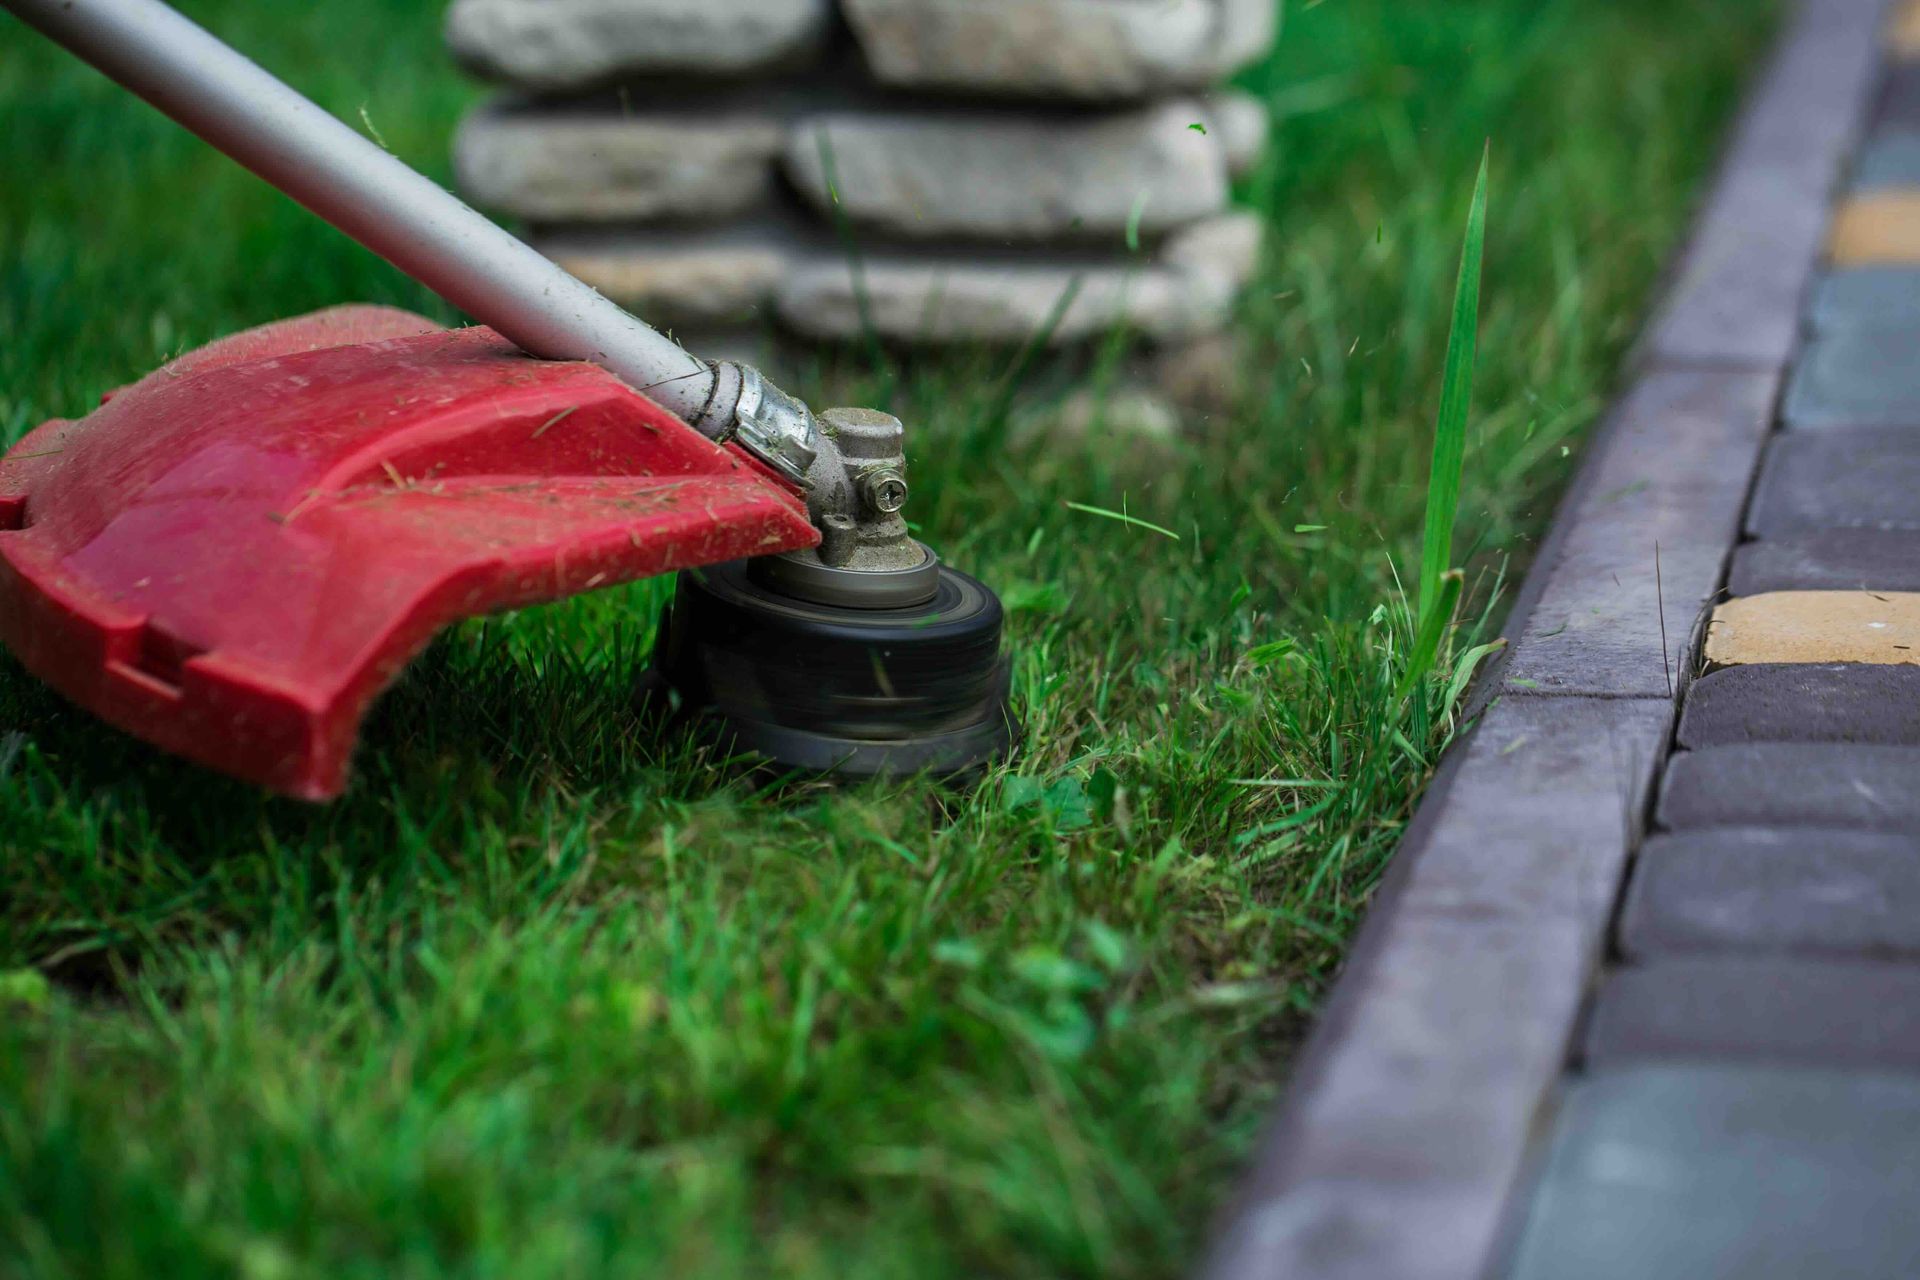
[0,0,1015,798]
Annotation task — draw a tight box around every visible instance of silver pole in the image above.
[2,0,728,429]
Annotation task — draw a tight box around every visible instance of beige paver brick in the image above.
[1892,0,1920,58]
[1828,193,1920,265]
[1704,591,1920,668]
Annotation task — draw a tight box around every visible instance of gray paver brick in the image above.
[1678,664,1920,748]
[1203,697,1670,1280]
[1852,131,1920,191]
[1728,529,1920,594]
[1646,0,1886,365]
[1506,1064,1920,1280]
[1809,267,1920,334]
[1660,744,1920,831]
[1583,957,1920,1069]
[1744,427,1920,535]
[1783,331,1920,429]
[1879,64,1920,132]
[1619,825,1920,960]
[1499,369,1775,697]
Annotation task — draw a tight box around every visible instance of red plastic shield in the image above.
[0,305,817,799]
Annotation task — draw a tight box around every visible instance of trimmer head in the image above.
[648,556,1016,780]
[640,403,1017,780]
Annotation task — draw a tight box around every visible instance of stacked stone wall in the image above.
[448,0,1273,373]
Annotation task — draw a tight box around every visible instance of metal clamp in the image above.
[730,366,820,488]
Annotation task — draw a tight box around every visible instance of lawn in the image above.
[1,2,1774,1277]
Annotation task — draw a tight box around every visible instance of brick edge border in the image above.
[1199,3,1892,1279]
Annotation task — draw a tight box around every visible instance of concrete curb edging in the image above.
[1198,3,1892,1278]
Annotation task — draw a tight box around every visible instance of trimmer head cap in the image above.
[648,557,1017,779]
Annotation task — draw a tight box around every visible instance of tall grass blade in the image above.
[1396,569,1463,701]
[1417,148,1490,633]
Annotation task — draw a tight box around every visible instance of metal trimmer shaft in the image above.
[2,0,735,431]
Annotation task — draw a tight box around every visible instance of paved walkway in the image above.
[1203,2,1920,1278]
[1504,9,1920,1275]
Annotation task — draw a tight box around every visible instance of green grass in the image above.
[1,2,1775,1276]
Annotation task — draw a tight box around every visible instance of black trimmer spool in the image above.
[643,549,1017,780]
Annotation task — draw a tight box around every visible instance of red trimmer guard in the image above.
[0,306,817,799]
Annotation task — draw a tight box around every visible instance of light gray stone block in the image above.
[445,0,829,92]
[840,0,1275,101]
[455,102,783,222]
[1163,210,1264,305]
[1202,90,1270,178]
[535,221,796,326]
[1202,696,1672,1280]
[785,100,1230,241]
[776,212,1260,344]
[1211,0,1280,80]
[1507,1065,1920,1280]
[1500,368,1778,697]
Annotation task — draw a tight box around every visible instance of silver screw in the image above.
[859,467,910,515]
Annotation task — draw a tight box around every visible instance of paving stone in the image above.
[1388,696,1673,925]
[776,213,1259,344]
[841,0,1274,102]
[534,221,797,327]
[1678,663,1920,748]
[455,102,783,222]
[1646,0,1885,365]
[1505,1064,1920,1280]
[1808,267,1920,333]
[1621,825,1920,960]
[1745,428,1920,535]
[784,99,1229,241]
[1880,63,1920,131]
[1584,957,1920,1070]
[445,0,830,91]
[1499,369,1776,697]
[1730,530,1920,594]
[1828,191,1920,266]
[1659,745,1920,833]
[1703,591,1920,668]
[1784,331,1920,427]
[1202,697,1671,1280]
[1852,132,1920,190]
